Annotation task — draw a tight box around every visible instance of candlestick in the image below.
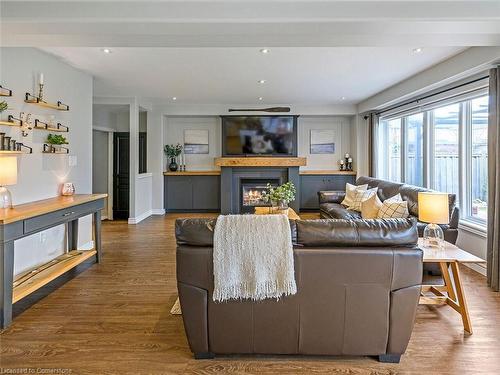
[38,83,44,101]
[40,73,44,85]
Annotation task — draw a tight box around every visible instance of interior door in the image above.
[113,132,130,219]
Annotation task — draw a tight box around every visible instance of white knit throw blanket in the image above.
[213,214,297,302]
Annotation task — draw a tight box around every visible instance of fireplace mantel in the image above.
[215,157,307,167]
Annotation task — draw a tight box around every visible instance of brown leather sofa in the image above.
[176,217,423,363]
[319,176,459,244]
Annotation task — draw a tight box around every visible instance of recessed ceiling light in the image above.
[258,97,263,101]
[341,96,346,100]
[172,97,177,101]
[102,48,112,54]
[413,47,423,54]
[258,80,266,84]
[260,48,270,54]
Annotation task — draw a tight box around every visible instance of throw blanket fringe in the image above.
[213,214,296,302]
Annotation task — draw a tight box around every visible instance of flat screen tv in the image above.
[222,116,297,156]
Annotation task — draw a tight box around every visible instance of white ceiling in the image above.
[3,0,496,105]
[42,46,465,105]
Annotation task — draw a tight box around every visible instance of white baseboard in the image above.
[128,210,153,224]
[463,262,487,276]
[152,209,166,215]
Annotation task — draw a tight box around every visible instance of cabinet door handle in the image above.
[62,211,75,217]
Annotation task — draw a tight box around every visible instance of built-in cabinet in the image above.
[165,175,220,212]
[164,171,356,212]
[300,173,356,210]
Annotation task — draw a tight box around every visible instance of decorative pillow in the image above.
[377,200,410,219]
[385,193,403,202]
[348,188,378,212]
[361,193,383,219]
[341,183,368,207]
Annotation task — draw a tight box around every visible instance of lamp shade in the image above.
[418,192,449,224]
[0,157,18,186]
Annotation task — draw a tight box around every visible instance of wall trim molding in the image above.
[458,221,487,238]
[128,210,153,224]
[463,262,487,277]
[152,209,166,215]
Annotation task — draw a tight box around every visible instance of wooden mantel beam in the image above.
[214,157,307,167]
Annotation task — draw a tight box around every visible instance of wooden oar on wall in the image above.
[228,107,291,113]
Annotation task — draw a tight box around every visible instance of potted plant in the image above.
[262,182,296,214]
[0,101,8,114]
[164,143,183,171]
[46,133,69,153]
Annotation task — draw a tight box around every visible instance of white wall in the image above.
[164,116,221,171]
[298,116,353,171]
[92,130,108,195]
[1,47,93,276]
[163,115,355,171]
[457,227,487,274]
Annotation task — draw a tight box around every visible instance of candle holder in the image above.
[38,83,44,101]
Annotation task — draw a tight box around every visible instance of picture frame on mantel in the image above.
[310,129,335,154]
[184,129,209,154]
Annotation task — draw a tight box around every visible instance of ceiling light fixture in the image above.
[172,97,177,101]
[260,48,270,54]
[102,48,112,54]
[413,47,423,54]
[258,97,263,101]
[341,96,346,100]
[258,80,266,84]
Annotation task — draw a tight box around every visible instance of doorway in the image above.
[113,132,130,219]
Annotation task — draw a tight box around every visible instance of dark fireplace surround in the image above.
[220,166,300,214]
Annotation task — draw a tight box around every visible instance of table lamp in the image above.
[0,157,18,209]
[418,192,449,249]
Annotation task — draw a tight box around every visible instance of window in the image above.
[376,118,402,182]
[470,96,488,220]
[432,103,460,198]
[376,93,489,225]
[387,119,402,182]
[405,113,424,186]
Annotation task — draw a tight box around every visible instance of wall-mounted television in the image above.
[221,116,297,156]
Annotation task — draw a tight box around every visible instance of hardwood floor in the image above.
[1,214,499,374]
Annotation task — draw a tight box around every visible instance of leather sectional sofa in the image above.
[176,217,423,363]
[319,176,460,244]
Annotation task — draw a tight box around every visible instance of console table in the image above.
[0,194,107,329]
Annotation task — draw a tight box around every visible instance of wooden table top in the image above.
[254,206,301,220]
[0,194,108,224]
[419,238,486,263]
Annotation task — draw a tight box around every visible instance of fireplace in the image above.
[219,165,301,214]
[240,179,280,213]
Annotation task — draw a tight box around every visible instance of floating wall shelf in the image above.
[34,119,68,132]
[0,85,12,97]
[25,93,69,111]
[0,120,21,127]
[42,144,69,154]
[0,145,32,155]
[0,115,23,128]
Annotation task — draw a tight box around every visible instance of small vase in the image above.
[168,157,178,172]
[270,200,288,215]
